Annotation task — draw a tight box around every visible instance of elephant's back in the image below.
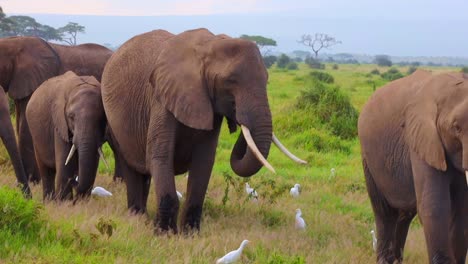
[101,30,173,172]
[50,43,112,81]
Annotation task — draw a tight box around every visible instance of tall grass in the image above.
[0,63,450,263]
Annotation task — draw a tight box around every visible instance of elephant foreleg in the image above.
[147,109,179,234]
[15,97,40,184]
[449,173,467,264]
[411,152,454,263]
[180,119,221,233]
[0,91,30,197]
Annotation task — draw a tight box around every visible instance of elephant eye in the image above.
[453,121,461,133]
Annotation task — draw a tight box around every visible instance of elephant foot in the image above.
[29,173,41,185]
[181,205,202,234]
[129,205,147,215]
[17,182,32,199]
[154,194,179,234]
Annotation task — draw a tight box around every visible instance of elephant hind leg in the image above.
[393,210,416,262]
[36,158,56,201]
[122,160,149,214]
[15,97,40,184]
[363,158,399,263]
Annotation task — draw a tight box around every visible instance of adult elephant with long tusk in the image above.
[101,28,306,233]
[26,71,108,200]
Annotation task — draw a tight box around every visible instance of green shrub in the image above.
[369,69,380,75]
[407,66,418,75]
[381,68,404,81]
[309,71,334,84]
[296,79,359,139]
[263,55,277,69]
[461,66,468,73]
[304,56,325,69]
[0,187,44,235]
[276,54,291,68]
[286,62,298,70]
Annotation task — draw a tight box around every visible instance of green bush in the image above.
[461,67,468,73]
[370,69,380,75]
[287,62,299,70]
[309,71,334,84]
[407,66,418,75]
[304,56,325,69]
[296,79,359,139]
[263,55,277,69]
[276,54,291,68]
[0,187,44,234]
[381,68,404,81]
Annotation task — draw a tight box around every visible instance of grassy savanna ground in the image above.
[0,63,460,263]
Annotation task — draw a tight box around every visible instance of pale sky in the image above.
[2,0,468,57]
[2,0,468,19]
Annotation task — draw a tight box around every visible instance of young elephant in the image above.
[26,71,107,200]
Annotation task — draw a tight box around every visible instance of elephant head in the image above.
[405,71,468,185]
[150,29,305,177]
[0,36,59,99]
[55,72,107,196]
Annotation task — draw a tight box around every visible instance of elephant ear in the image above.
[404,92,447,171]
[150,29,215,130]
[51,72,77,142]
[9,38,60,100]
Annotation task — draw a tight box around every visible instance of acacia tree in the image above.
[58,22,85,46]
[0,7,62,41]
[298,33,341,58]
[240,34,277,56]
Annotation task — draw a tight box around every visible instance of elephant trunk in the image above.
[75,138,100,197]
[230,102,272,177]
[463,146,468,186]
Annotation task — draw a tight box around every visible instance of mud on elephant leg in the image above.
[148,111,179,234]
[15,97,40,184]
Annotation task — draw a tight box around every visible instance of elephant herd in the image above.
[0,28,466,263]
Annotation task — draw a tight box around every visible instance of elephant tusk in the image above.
[65,144,76,165]
[466,171,468,187]
[98,148,110,170]
[241,125,276,174]
[272,133,307,164]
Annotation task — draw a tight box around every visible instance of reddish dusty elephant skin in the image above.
[102,28,273,234]
[0,36,112,187]
[26,71,107,201]
[359,70,468,263]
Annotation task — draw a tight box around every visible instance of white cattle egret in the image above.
[290,183,301,198]
[91,186,112,197]
[176,190,183,200]
[295,209,306,230]
[330,168,336,178]
[370,229,377,252]
[216,239,249,264]
[245,183,258,200]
